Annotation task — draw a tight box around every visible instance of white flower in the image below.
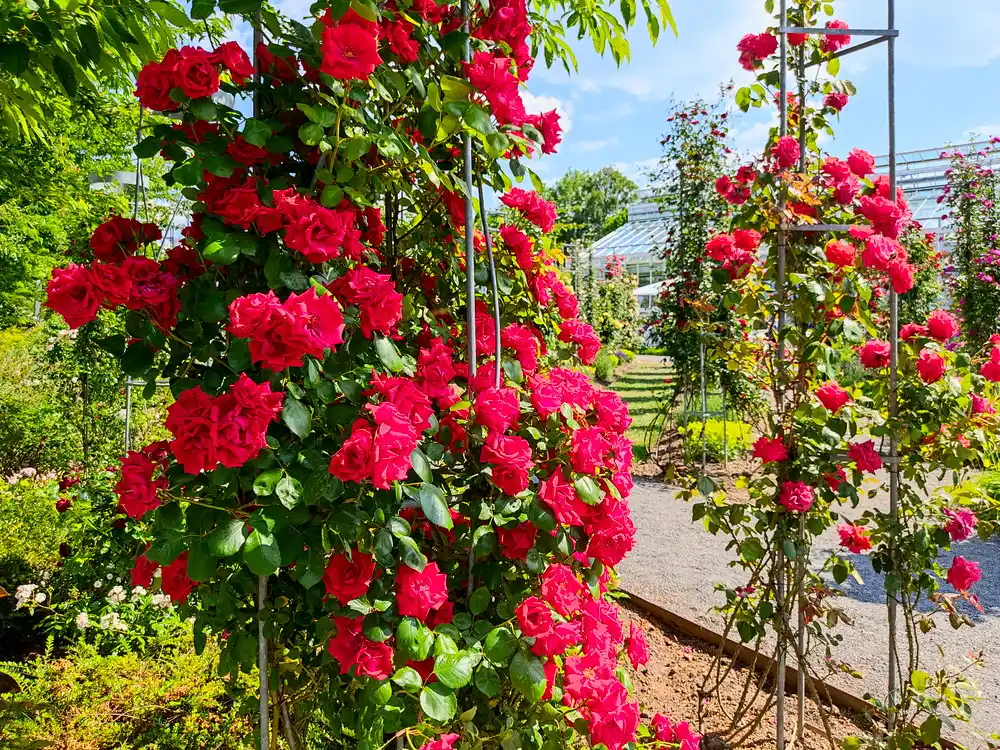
[99,612,128,632]
[93,581,102,590]
[151,592,172,609]
[106,573,114,580]
[107,586,126,605]
[75,612,91,629]
[33,592,46,604]
[14,584,37,609]
[130,586,147,602]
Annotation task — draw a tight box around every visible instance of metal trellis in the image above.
[774,2,900,747]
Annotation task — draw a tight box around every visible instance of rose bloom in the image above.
[752,436,787,464]
[943,508,978,542]
[847,147,875,177]
[946,556,981,591]
[419,734,460,750]
[916,349,946,383]
[320,21,383,80]
[322,549,376,605]
[925,309,959,341]
[971,393,996,415]
[396,561,449,622]
[824,239,856,267]
[540,563,586,616]
[160,553,194,604]
[837,523,872,553]
[45,264,101,329]
[626,621,650,668]
[859,339,891,369]
[497,521,536,560]
[848,440,883,473]
[778,481,814,513]
[771,135,800,169]
[516,595,554,638]
[824,92,849,111]
[815,382,851,413]
[980,346,1000,382]
[474,386,521,436]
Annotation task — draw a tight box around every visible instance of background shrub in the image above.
[594,350,620,382]
[680,419,752,462]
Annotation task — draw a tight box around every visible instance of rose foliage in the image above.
[43,1,690,748]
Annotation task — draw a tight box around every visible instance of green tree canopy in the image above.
[543,166,638,246]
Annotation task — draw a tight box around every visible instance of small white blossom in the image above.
[107,586,126,605]
[14,584,37,609]
[75,612,91,629]
[106,573,114,580]
[33,592,46,604]
[130,586,147,602]
[151,592,172,609]
[99,612,128,632]
[93,581,102,589]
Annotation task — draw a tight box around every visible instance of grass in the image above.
[606,356,673,445]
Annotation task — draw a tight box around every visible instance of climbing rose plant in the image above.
[43,1,692,748]
[682,0,1000,743]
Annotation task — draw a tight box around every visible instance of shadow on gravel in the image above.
[834,537,1000,621]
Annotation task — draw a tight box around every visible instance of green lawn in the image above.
[606,356,673,445]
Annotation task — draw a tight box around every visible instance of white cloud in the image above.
[966,125,1000,139]
[574,136,621,152]
[612,157,661,188]
[521,91,574,136]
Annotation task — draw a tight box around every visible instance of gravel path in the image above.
[618,476,1000,740]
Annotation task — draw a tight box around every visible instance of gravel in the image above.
[618,476,1000,740]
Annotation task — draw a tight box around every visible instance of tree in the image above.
[0,0,195,141]
[543,167,637,246]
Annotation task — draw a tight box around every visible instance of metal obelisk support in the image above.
[461,0,476,380]
[775,3,789,748]
[252,17,270,750]
[885,0,901,722]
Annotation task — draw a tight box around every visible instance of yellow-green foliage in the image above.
[0,627,255,749]
[681,419,752,462]
[0,479,66,577]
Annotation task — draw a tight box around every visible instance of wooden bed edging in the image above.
[623,589,961,749]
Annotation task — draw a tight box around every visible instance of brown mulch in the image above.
[620,600,873,750]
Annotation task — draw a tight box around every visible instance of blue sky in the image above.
[517,0,1000,188]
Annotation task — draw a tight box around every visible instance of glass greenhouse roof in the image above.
[589,200,670,260]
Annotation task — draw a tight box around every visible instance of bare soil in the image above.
[621,600,872,750]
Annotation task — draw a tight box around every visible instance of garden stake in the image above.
[461,0,476,379]
[795,41,808,743]
[699,340,707,471]
[476,175,503,389]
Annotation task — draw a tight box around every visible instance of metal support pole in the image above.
[257,575,270,750]
[721,389,728,469]
[461,0,476,378]
[124,383,133,453]
[775,4,788,748]
[795,41,807,743]
[699,340,707,471]
[476,177,502,389]
[886,0,900,722]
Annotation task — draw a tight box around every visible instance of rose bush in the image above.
[680,0,1000,743]
[42,0,690,747]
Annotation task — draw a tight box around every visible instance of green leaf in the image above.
[440,75,473,101]
[243,118,271,147]
[173,159,203,186]
[399,535,427,571]
[202,239,240,264]
[573,476,602,505]
[464,105,494,135]
[122,342,154,377]
[0,42,30,75]
[919,716,941,745]
[474,664,500,696]
[134,134,162,158]
[218,0,261,12]
[297,103,338,127]
[419,483,453,529]
[186,542,217,582]
[375,335,404,373]
[397,617,435,661]
[253,468,283,496]
[299,123,325,146]
[190,0,215,19]
[410,447,433,482]
[276,475,303,509]
[419,684,457,722]
[392,666,423,691]
[484,626,518,664]
[282,398,312,439]
[434,651,477,689]
[469,587,491,615]
[190,97,218,121]
[244,530,281,575]
[52,56,77,97]
[510,650,546,702]
[208,519,246,556]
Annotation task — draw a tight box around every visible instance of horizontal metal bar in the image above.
[805,35,889,67]
[125,379,171,387]
[778,26,898,37]
[781,223,855,232]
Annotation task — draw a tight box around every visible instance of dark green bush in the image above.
[594,350,619,383]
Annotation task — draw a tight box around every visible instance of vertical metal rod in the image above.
[257,575,270,750]
[775,4,788,749]
[721,389,728,469]
[461,0,476,378]
[124,383,133,453]
[699,340,707,471]
[476,177,502,389]
[795,37,808,742]
[251,23,270,750]
[886,0,900,721]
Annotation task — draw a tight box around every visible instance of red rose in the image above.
[323,549,376,605]
[540,563,585,616]
[848,439,883,473]
[925,309,959,341]
[585,500,635,566]
[516,595,554,638]
[474,386,521,436]
[175,47,220,99]
[778,481,814,513]
[824,92,849,111]
[328,420,376,483]
[135,50,182,111]
[946,556,981,591]
[859,340,891,369]
[354,639,394,680]
[847,148,875,178]
[45,264,101,329]
[321,22,383,80]
[916,348,946,383]
[480,434,533,495]
[838,524,872,553]
[824,239,856,267]
[396,561,449,622]
[131,553,158,588]
[161,552,194,603]
[497,521,537,560]
[771,136,800,169]
[368,402,421,489]
[752,436,787,463]
[815,382,851,413]
[211,41,254,84]
[115,450,165,519]
[570,426,611,475]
